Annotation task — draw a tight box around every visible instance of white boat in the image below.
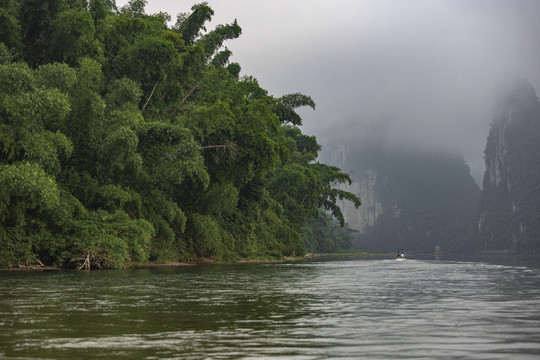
[396,249,405,261]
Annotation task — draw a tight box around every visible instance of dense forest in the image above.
[0,0,360,268]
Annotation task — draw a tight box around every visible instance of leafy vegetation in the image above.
[0,0,359,268]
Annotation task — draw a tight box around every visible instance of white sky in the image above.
[116,0,540,184]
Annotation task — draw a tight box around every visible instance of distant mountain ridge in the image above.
[477,79,540,253]
[327,78,540,255]
[327,144,481,254]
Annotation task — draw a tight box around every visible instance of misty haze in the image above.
[179,0,540,185]
[1,1,540,359]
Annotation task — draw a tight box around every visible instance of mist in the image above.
[118,0,540,184]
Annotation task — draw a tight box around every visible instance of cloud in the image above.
[119,0,540,184]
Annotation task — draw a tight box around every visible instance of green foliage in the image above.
[0,162,60,226]
[303,209,357,253]
[0,62,36,94]
[0,0,21,50]
[198,20,241,60]
[22,131,73,175]
[252,210,302,258]
[174,2,214,44]
[273,93,315,126]
[185,213,227,259]
[18,0,69,66]
[105,77,143,111]
[0,227,37,268]
[137,121,209,193]
[283,125,321,162]
[66,210,154,269]
[0,1,360,268]
[48,8,103,65]
[121,36,178,91]
[0,42,16,64]
[35,62,77,93]
[88,0,110,30]
[121,0,148,18]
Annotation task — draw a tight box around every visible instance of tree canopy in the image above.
[0,1,360,268]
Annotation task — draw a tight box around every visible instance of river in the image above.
[1,257,540,359]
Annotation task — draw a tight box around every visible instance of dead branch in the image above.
[179,82,201,106]
[201,142,239,162]
[141,80,159,113]
[78,254,91,271]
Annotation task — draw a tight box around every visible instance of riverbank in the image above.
[0,257,303,271]
[309,251,391,259]
[1,251,391,271]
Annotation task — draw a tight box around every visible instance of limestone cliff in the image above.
[338,167,384,233]
[477,79,540,253]
[328,145,480,254]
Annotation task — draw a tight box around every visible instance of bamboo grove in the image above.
[0,0,360,268]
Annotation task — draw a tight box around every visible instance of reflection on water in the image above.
[1,257,540,359]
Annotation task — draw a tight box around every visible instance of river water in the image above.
[1,257,540,359]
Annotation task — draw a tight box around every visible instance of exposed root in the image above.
[78,254,91,271]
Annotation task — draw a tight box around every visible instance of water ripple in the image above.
[1,258,540,359]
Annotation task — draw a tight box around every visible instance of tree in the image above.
[0,0,22,51]
[48,8,103,65]
[174,2,214,44]
[0,1,361,268]
[18,0,69,65]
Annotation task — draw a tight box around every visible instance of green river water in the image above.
[1,257,540,359]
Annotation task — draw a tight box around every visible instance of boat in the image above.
[396,249,406,261]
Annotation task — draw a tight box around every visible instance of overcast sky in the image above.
[117,0,540,184]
